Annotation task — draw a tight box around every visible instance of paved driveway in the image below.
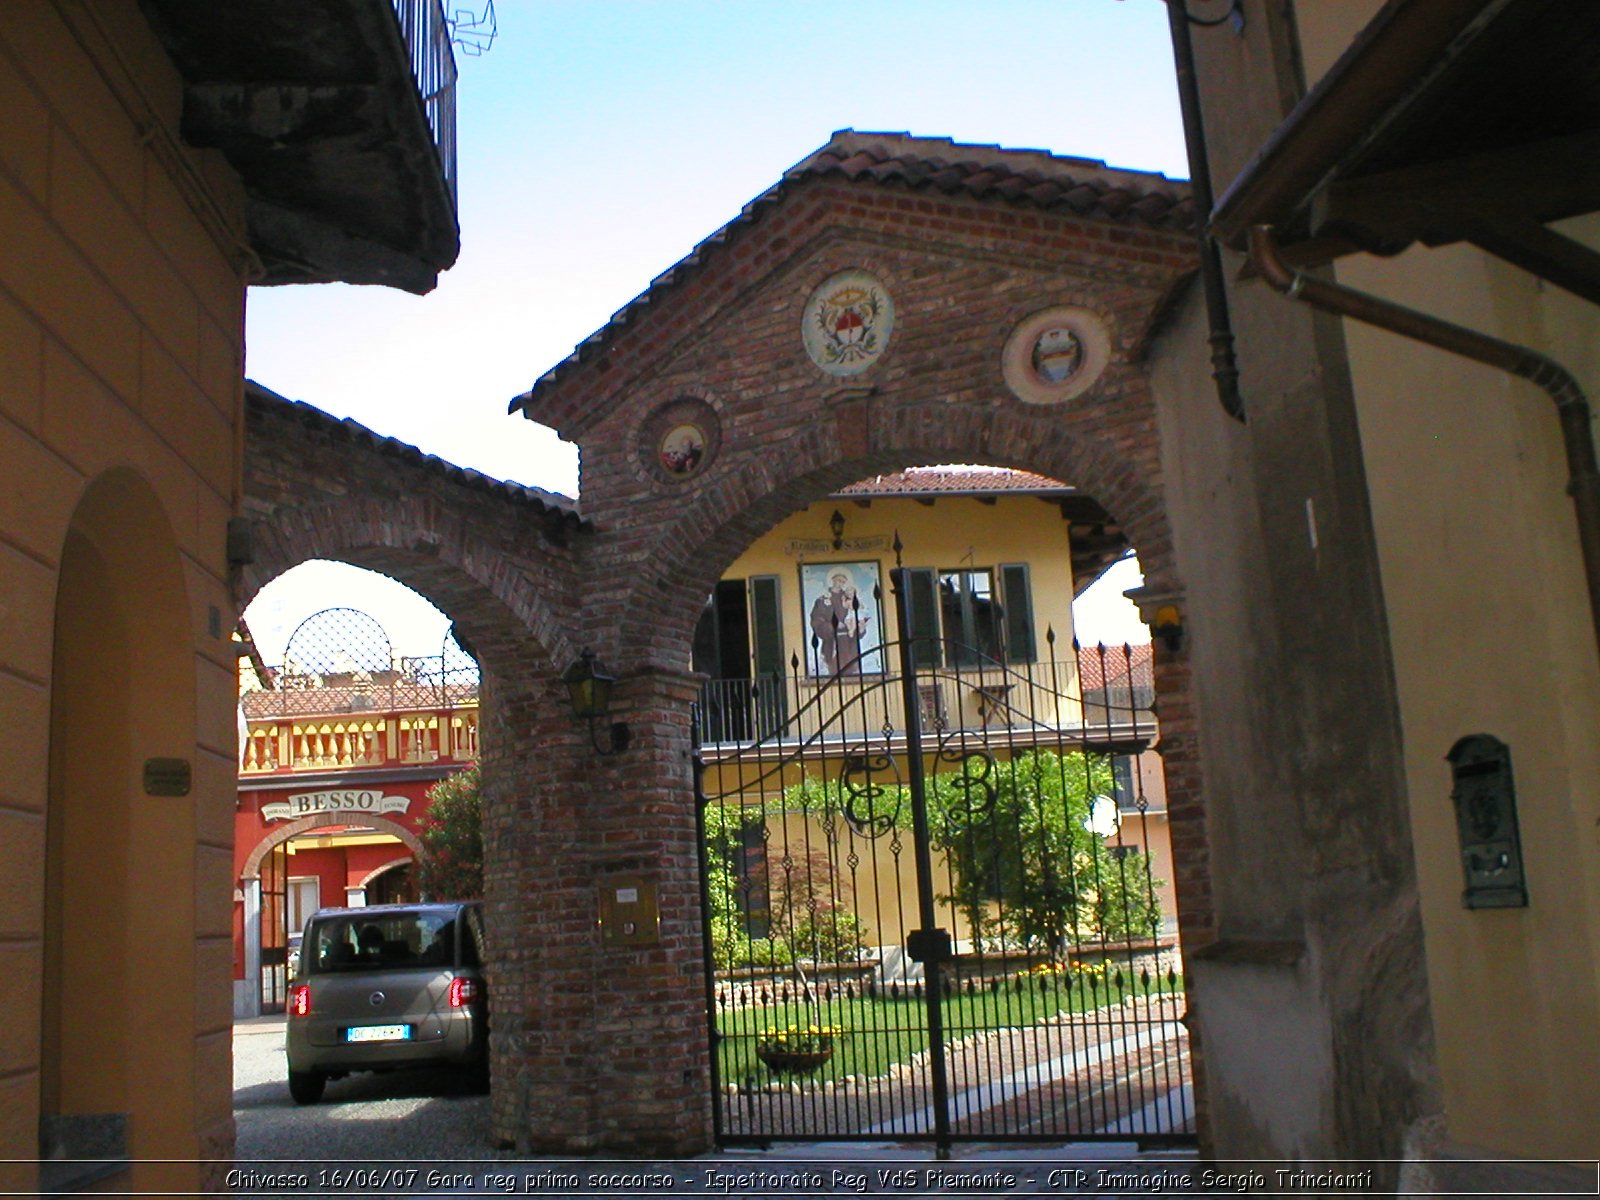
[232,1016,1209,1197]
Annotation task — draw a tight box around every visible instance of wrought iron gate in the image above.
[259,842,289,1013]
[695,568,1192,1148]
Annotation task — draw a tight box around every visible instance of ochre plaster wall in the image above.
[1286,0,1600,1161]
[1335,220,1600,1160]
[0,1,249,1190]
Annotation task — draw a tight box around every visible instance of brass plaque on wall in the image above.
[598,873,660,947]
[143,757,191,796]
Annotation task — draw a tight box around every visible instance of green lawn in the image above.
[714,968,1184,1086]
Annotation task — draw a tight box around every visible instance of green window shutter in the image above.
[906,568,941,668]
[1000,563,1036,663]
[749,576,784,676]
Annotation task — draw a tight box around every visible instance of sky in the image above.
[242,1,1185,664]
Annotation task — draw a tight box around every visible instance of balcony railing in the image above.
[392,0,459,205]
[240,648,479,775]
[695,643,1155,751]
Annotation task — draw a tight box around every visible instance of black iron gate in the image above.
[696,568,1192,1148]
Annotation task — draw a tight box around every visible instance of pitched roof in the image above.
[512,130,1194,416]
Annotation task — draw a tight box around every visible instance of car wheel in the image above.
[288,1068,326,1105]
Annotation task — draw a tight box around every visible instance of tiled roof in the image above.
[241,680,478,721]
[1076,642,1154,690]
[247,381,583,522]
[796,132,1193,226]
[835,466,1072,497]
[512,130,1194,417]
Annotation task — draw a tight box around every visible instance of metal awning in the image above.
[1211,0,1600,305]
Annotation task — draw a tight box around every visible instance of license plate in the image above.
[345,1024,410,1043]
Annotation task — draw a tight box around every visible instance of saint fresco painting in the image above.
[800,560,884,676]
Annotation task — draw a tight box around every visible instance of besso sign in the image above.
[262,789,411,823]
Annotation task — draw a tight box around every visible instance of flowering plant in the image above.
[756,1023,843,1056]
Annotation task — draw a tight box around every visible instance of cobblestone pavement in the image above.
[232,1015,1209,1198]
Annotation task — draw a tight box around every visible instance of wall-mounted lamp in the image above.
[561,649,631,756]
[829,509,846,551]
[1151,604,1184,654]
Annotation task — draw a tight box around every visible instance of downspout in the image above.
[1248,224,1600,663]
[1166,0,1245,422]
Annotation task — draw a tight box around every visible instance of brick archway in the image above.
[357,856,415,890]
[495,133,1211,1155]
[241,383,587,683]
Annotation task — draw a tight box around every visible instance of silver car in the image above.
[285,902,488,1104]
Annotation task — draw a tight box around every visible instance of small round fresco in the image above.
[1001,305,1111,405]
[801,269,895,377]
[658,422,708,476]
[640,397,721,484]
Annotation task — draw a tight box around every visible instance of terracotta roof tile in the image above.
[1076,642,1154,690]
[833,466,1072,497]
[513,130,1193,418]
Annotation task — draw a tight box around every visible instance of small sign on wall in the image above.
[143,757,191,796]
[598,873,660,947]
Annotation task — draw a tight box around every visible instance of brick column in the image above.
[481,664,711,1155]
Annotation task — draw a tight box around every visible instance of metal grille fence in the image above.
[696,572,1191,1149]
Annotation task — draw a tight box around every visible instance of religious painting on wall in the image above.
[799,560,884,676]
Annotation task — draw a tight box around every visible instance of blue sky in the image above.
[242,1,1182,661]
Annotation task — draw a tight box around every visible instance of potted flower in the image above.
[755,1023,842,1074]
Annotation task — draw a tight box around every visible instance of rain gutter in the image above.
[1248,224,1600,663]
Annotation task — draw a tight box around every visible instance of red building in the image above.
[232,608,478,1017]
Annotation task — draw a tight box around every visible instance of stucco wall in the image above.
[0,1,249,1190]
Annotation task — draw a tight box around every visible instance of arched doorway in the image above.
[690,467,1186,1144]
[43,468,198,1181]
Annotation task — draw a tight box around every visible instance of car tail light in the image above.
[289,984,311,1017]
[448,976,479,1007]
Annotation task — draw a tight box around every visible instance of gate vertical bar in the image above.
[691,704,726,1139]
[889,566,952,1154]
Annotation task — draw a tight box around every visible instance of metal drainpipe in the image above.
[1248,224,1600,664]
[1167,0,1245,422]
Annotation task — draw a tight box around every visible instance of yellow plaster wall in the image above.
[1289,3,1600,1159]
[0,0,250,1186]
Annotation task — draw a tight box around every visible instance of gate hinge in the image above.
[906,927,953,965]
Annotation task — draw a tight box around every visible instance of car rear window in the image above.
[305,910,460,973]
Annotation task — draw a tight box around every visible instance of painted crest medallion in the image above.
[1001,305,1111,405]
[802,269,895,376]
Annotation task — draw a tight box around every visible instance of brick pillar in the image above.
[481,663,711,1155]
[1150,650,1214,1155]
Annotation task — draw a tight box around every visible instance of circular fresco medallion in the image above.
[658,422,708,476]
[641,397,721,483]
[1001,306,1111,405]
[802,269,895,377]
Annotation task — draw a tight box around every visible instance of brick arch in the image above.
[241,493,576,683]
[608,402,1178,670]
[240,812,424,882]
[357,856,414,889]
